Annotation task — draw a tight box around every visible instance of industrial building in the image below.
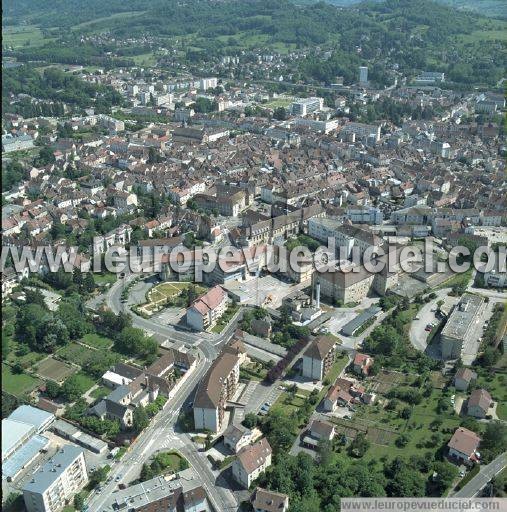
[2,406,55,482]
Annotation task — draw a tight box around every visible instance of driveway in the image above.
[409,288,458,352]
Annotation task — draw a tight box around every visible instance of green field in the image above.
[90,385,111,400]
[94,272,117,286]
[81,333,113,350]
[2,363,42,397]
[71,10,147,31]
[2,25,47,48]
[263,97,294,109]
[57,343,97,367]
[132,52,158,67]
[69,372,96,394]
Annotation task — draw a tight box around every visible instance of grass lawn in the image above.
[90,385,111,400]
[94,272,117,286]
[144,282,207,311]
[476,370,507,418]
[5,338,46,368]
[57,343,97,367]
[322,353,349,388]
[80,333,113,349]
[352,386,461,462]
[437,268,473,291]
[70,372,97,394]
[240,360,269,381]
[132,52,158,66]
[2,363,42,397]
[496,402,507,421]
[263,97,294,109]
[272,391,308,416]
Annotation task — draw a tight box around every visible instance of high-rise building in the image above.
[23,445,88,512]
[359,66,368,85]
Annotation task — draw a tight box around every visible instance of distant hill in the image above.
[3,0,506,88]
[292,0,507,18]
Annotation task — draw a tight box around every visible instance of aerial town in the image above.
[2,0,507,511]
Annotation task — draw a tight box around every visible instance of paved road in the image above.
[452,452,506,498]
[86,273,239,512]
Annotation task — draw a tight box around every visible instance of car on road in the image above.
[425,325,432,332]
[115,475,121,481]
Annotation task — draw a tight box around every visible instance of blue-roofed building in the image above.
[2,419,35,462]
[9,405,55,434]
[23,445,88,512]
[3,435,50,481]
[2,406,55,482]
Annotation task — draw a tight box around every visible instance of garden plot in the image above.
[36,356,76,383]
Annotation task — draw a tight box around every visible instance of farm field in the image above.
[2,25,47,48]
[57,343,98,367]
[36,357,76,382]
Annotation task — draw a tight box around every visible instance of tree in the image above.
[273,106,287,120]
[431,461,458,495]
[133,406,150,433]
[480,421,507,462]
[115,327,158,357]
[45,380,61,399]
[34,146,56,167]
[243,412,258,429]
[60,374,87,402]
[74,493,85,511]
[89,465,110,487]
[24,288,47,308]
[349,432,370,457]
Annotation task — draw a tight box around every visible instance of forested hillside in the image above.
[3,0,506,87]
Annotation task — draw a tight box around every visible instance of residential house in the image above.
[232,438,272,489]
[223,424,254,453]
[251,488,289,512]
[467,389,493,419]
[447,427,481,465]
[453,368,477,391]
[353,353,373,376]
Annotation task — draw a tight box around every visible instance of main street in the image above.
[452,452,506,498]
[86,273,239,511]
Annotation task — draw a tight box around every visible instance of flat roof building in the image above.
[441,293,483,360]
[23,445,88,512]
[100,469,208,511]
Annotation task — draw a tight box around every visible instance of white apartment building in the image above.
[200,78,218,91]
[346,206,383,225]
[186,285,229,331]
[232,438,272,488]
[23,446,88,512]
[290,97,324,117]
[193,350,241,432]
